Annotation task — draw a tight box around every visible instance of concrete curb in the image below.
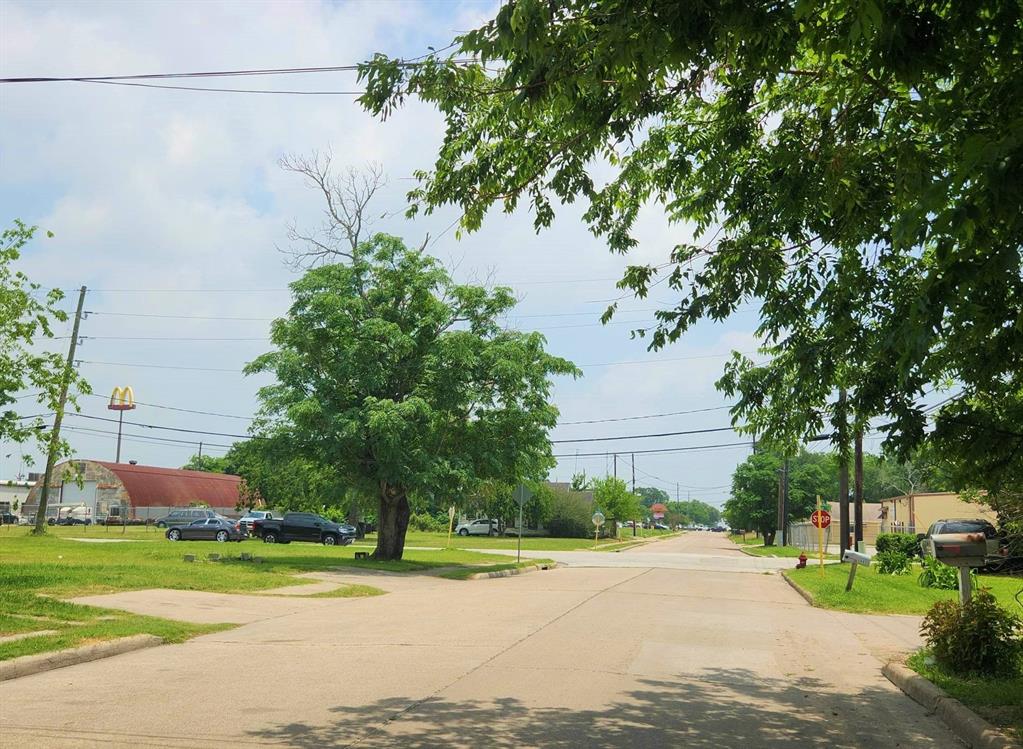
[780,571,816,606]
[468,562,556,580]
[882,662,1021,749]
[0,634,163,682]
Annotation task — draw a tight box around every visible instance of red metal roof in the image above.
[94,461,242,508]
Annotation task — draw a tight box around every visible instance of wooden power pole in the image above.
[33,286,87,535]
[838,389,851,558]
[854,429,865,551]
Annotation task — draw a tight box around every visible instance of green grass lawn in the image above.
[907,650,1022,741]
[0,530,532,660]
[784,564,1023,615]
[728,533,764,546]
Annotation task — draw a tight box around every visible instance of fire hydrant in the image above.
[796,552,808,569]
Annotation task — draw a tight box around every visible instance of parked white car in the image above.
[455,518,500,536]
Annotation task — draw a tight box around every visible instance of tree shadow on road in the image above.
[248,667,953,748]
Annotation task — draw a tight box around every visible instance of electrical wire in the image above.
[81,393,252,421]
[551,426,737,444]
[554,442,754,458]
[558,405,732,426]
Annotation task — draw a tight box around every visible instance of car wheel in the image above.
[168,529,181,541]
[263,532,277,544]
[216,530,229,543]
[323,534,337,546]
[458,528,469,536]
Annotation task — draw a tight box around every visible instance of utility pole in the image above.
[838,389,851,558]
[198,441,203,459]
[854,429,864,551]
[613,453,617,479]
[630,453,635,492]
[33,286,86,535]
[781,457,790,546]
[676,482,679,502]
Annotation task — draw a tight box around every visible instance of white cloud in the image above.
[2,0,759,498]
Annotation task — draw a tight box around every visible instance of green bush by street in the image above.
[921,590,1023,678]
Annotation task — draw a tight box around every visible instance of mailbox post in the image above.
[842,549,871,591]
[922,533,987,604]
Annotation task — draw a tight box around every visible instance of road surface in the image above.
[0,533,955,748]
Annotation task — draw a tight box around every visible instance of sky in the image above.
[0,0,876,506]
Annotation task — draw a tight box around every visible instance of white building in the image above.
[0,480,33,516]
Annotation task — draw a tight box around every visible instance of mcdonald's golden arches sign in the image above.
[108,386,136,411]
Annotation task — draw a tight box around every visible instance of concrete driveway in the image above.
[0,535,955,748]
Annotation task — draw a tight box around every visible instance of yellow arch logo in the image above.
[108,386,136,411]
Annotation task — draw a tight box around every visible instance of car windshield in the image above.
[940,521,994,536]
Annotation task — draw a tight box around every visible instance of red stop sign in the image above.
[811,510,831,529]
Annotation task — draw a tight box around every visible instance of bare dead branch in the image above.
[278,152,387,269]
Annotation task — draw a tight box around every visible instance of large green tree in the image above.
[247,233,577,559]
[591,475,643,536]
[360,0,1023,462]
[1,221,89,495]
[634,486,670,508]
[726,449,838,544]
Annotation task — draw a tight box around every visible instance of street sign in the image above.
[513,484,533,507]
[448,505,456,522]
[811,510,831,529]
[591,511,605,527]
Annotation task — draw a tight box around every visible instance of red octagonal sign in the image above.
[811,510,832,529]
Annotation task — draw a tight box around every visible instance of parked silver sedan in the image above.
[166,517,246,542]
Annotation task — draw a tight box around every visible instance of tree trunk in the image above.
[372,483,410,560]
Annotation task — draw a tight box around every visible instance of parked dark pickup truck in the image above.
[251,512,356,546]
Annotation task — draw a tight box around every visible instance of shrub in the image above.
[921,589,1023,677]
[875,550,912,575]
[547,489,593,538]
[876,533,920,557]
[918,557,976,589]
[409,511,445,533]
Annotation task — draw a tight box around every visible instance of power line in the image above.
[558,405,732,425]
[67,413,252,440]
[78,360,240,373]
[0,61,477,84]
[554,442,754,458]
[551,426,736,444]
[81,393,252,421]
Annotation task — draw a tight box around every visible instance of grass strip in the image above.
[784,564,1023,615]
[906,650,1022,741]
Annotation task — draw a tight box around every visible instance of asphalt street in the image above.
[0,532,957,748]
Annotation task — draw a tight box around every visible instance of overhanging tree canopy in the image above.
[359,0,1023,457]
[247,233,578,559]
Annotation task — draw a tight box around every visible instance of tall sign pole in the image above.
[816,495,824,575]
[33,286,87,535]
[107,386,136,463]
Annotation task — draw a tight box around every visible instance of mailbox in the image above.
[842,550,871,566]
[923,533,988,568]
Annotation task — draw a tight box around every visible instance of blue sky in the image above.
[2,0,874,505]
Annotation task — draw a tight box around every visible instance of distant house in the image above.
[879,492,998,533]
[23,460,243,522]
